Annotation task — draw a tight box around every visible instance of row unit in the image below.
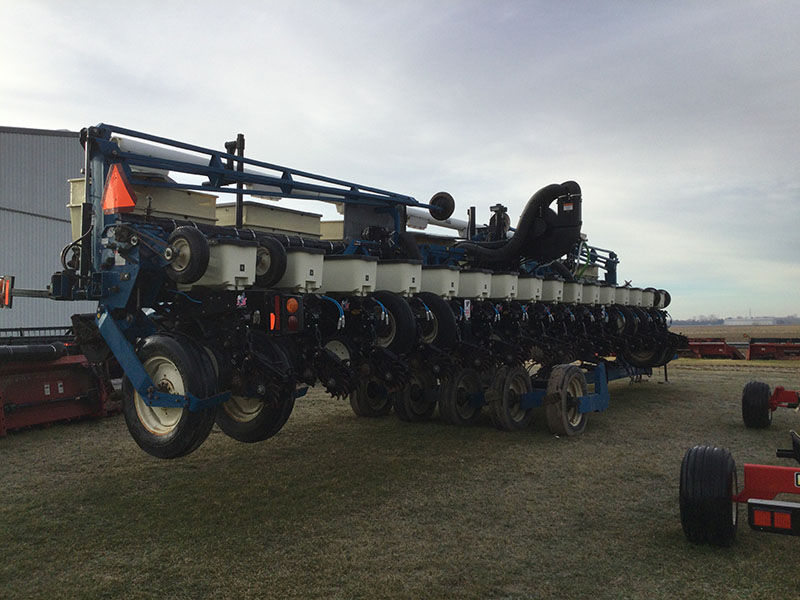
[184,242,668,309]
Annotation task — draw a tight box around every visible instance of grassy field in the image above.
[2,360,800,599]
[671,324,800,342]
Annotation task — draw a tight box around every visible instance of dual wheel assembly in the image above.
[122,333,294,459]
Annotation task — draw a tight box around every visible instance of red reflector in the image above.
[774,512,792,530]
[753,510,772,528]
[273,296,281,331]
[102,164,137,215]
[287,315,299,331]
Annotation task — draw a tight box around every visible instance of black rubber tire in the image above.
[658,289,671,308]
[165,226,210,284]
[429,191,455,221]
[371,290,417,355]
[545,364,588,436]
[415,291,459,349]
[393,369,438,422]
[439,368,483,426]
[122,333,217,459]
[489,365,534,431]
[741,380,772,429]
[679,445,738,546]
[349,377,392,417]
[215,340,295,443]
[622,343,662,368]
[255,237,288,288]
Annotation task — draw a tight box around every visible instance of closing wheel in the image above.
[415,292,459,349]
[122,334,217,459]
[165,226,210,284]
[489,365,534,431]
[741,380,772,428]
[349,377,392,417]
[255,237,288,287]
[215,340,295,443]
[545,364,588,436]
[371,290,417,355]
[440,368,482,426]
[393,369,437,422]
[679,445,738,546]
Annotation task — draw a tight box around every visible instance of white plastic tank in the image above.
[517,275,543,301]
[562,282,583,304]
[598,284,616,305]
[316,254,378,296]
[375,259,422,296]
[490,272,518,300]
[459,269,492,299]
[276,247,324,293]
[581,284,600,305]
[541,278,564,303]
[615,286,630,306]
[420,265,460,297]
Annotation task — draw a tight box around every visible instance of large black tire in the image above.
[489,365,535,431]
[679,445,738,546]
[622,342,662,368]
[545,364,588,436]
[122,334,217,459]
[165,226,210,284]
[415,291,459,349]
[371,290,417,355]
[215,340,295,443]
[349,377,392,417]
[392,369,438,422]
[741,380,772,428]
[439,368,483,426]
[255,237,288,288]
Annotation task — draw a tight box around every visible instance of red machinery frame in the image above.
[734,462,800,535]
[0,352,117,437]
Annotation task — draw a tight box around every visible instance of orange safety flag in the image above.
[102,164,137,215]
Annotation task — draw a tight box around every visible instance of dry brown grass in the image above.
[670,324,800,342]
[2,361,800,599]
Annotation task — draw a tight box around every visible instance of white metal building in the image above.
[0,126,96,328]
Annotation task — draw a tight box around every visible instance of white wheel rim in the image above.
[224,395,264,423]
[375,311,397,348]
[256,247,271,276]
[565,374,584,427]
[420,314,439,344]
[171,238,191,273]
[134,356,185,435]
[506,371,528,421]
[324,339,352,363]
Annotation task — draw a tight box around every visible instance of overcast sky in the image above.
[1,1,798,319]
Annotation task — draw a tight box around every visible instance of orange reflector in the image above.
[774,512,792,530]
[269,313,276,330]
[102,164,137,215]
[1,276,13,308]
[753,510,772,528]
[286,297,299,314]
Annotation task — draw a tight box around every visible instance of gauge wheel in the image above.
[545,364,588,436]
[165,226,210,284]
[122,333,217,458]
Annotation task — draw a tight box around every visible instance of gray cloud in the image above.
[1,0,798,319]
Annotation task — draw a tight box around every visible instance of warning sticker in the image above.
[795,472,800,488]
[563,202,573,212]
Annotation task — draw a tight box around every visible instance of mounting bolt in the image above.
[164,246,174,261]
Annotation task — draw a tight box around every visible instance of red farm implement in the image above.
[0,327,118,437]
[679,338,745,359]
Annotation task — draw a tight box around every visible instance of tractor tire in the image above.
[371,290,417,355]
[415,291,459,349]
[545,364,588,436]
[165,226,210,284]
[741,380,772,428]
[349,377,392,417]
[393,369,438,422]
[122,333,217,459]
[439,368,482,426]
[215,339,295,443]
[255,237,288,288]
[489,365,534,431]
[679,445,738,546]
